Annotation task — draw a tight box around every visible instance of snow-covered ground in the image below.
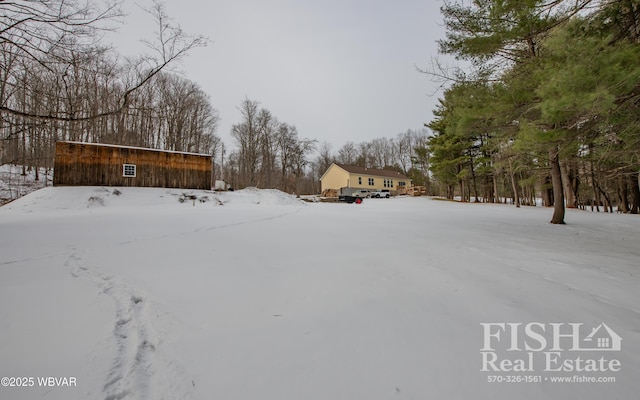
[0,164,52,206]
[1,187,639,400]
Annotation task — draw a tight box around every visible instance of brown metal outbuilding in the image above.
[53,141,212,190]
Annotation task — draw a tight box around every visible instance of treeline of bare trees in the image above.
[1,59,221,168]
[223,99,316,194]
[222,98,432,195]
[1,0,217,179]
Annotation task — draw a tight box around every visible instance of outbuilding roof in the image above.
[58,141,212,158]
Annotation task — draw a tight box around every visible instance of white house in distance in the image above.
[320,163,412,195]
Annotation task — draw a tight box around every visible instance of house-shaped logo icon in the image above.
[581,323,622,351]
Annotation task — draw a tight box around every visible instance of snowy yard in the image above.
[1,187,639,400]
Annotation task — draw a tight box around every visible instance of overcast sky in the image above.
[111,0,449,150]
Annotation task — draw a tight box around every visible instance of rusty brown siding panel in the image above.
[54,142,211,189]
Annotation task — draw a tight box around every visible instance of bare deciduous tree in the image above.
[228,98,317,193]
[0,0,207,122]
[336,141,357,165]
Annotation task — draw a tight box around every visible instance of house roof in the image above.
[334,163,410,180]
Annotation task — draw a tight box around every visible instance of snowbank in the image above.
[0,186,305,214]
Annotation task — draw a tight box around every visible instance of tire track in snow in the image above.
[116,206,305,246]
[67,251,191,400]
[201,206,305,233]
[0,250,77,266]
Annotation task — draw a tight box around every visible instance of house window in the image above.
[597,338,610,348]
[398,181,406,187]
[368,178,374,186]
[383,179,393,188]
[358,177,362,185]
[123,164,136,177]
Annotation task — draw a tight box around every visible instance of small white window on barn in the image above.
[123,164,136,177]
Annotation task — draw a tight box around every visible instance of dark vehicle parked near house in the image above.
[338,195,363,204]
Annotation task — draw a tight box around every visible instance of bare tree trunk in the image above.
[560,160,578,208]
[508,158,520,208]
[492,174,497,203]
[629,172,640,214]
[469,152,479,202]
[447,184,454,200]
[590,156,600,212]
[541,175,553,207]
[549,147,565,224]
[21,126,27,175]
[595,179,613,213]
[617,175,629,213]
